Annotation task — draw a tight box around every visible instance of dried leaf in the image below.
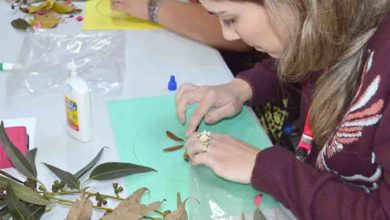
[102,188,161,220]
[6,184,33,220]
[25,149,38,177]
[28,0,55,13]
[183,152,190,162]
[74,147,106,179]
[164,193,188,220]
[0,122,36,180]
[29,12,61,28]
[66,194,92,220]
[52,2,74,14]
[0,176,50,206]
[163,145,183,152]
[11,18,31,30]
[166,131,184,142]
[89,162,156,180]
[72,8,82,13]
[43,163,80,189]
[253,207,267,220]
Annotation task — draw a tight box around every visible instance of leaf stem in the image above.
[47,195,113,212]
[37,180,48,192]
[48,190,124,201]
[46,195,74,204]
[81,178,92,188]
[154,209,166,216]
[86,192,124,201]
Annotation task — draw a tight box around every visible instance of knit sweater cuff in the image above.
[251,146,295,192]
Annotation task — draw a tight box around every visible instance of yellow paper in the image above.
[83,0,161,30]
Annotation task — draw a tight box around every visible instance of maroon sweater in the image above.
[237,15,390,219]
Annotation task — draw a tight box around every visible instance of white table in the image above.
[0,1,295,219]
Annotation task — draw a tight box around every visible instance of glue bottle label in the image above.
[65,97,79,131]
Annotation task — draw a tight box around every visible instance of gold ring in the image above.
[202,141,209,152]
[198,131,211,152]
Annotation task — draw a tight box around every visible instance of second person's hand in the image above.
[111,0,149,20]
[175,78,253,137]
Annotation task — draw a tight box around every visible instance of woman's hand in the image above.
[185,132,260,184]
[111,0,149,20]
[176,78,253,136]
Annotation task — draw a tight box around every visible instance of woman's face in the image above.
[201,0,294,58]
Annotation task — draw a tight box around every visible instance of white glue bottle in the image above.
[64,61,93,142]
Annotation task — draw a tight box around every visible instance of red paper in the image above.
[0,127,28,169]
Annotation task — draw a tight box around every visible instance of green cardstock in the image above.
[107,95,277,218]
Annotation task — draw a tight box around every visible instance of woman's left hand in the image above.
[185,132,260,184]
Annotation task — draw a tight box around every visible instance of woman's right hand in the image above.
[176,78,253,137]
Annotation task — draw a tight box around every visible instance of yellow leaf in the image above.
[52,2,74,14]
[28,0,55,13]
[30,12,61,28]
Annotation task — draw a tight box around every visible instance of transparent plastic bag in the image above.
[189,166,296,220]
[7,30,125,98]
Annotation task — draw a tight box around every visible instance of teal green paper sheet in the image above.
[107,95,278,218]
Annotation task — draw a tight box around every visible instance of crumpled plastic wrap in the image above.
[189,166,296,219]
[7,30,125,98]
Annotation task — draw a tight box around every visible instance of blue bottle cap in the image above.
[283,122,294,136]
[168,75,177,91]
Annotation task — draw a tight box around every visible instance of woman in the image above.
[176,0,390,219]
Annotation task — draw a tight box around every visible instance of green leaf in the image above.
[25,149,38,176]
[0,200,7,209]
[43,163,80,189]
[11,18,30,30]
[89,162,156,180]
[11,183,50,206]
[253,207,267,220]
[0,170,23,184]
[74,147,106,179]
[0,122,36,179]
[26,204,45,220]
[0,206,10,218]
[6,184,33,220]
[0,176,50,206]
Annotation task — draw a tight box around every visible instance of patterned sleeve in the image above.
[251,95,390,220]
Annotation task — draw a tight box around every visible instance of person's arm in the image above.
[251,100,390,219]
[157,0,250,52]
[111,0,250,51]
